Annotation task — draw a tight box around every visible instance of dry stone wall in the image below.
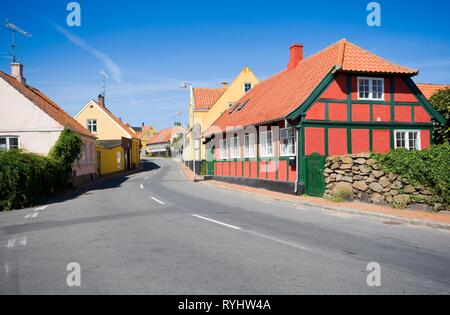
[324,154,446,211]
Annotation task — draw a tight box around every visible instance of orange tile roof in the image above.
[417,83,450,99]
[0,71,95,138]
[193,87,227,110]
[92,100,139,139]
[136,126,155,139]
[148,127,175,145]
[205,39,418,135]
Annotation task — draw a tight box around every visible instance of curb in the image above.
[204,181,450,232]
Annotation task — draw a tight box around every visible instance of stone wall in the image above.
[324,154,446,211]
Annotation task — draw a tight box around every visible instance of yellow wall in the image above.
[96,146,125,175]
[75,101,132,140]
[188,67,259,160]
[132,139,141,167]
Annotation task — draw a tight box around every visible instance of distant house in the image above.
[147,127,182,157]
[204,40,446,196]
[132,124,156,156]
[417,84,450,99]
[0,63,96,183]
[186,67,259,171]
[74,95,141,175]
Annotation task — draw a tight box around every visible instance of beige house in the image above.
[0,63,97,181]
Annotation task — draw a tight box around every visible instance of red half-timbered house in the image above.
[203,39,446,196]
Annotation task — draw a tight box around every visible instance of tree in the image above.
[430,88,450,144]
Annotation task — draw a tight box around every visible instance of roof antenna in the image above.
[99,70,108,98]
[4,19,32,63]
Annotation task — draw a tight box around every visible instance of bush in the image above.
[0,129,83,211]
[0,150,67,211]
[374,144,450,204]
[429,88,450,145]
[48,129,83,169]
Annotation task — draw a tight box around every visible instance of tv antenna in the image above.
[99,70,108,98]
[4,19,32,63]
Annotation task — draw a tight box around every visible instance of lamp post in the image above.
[180,82,197,182]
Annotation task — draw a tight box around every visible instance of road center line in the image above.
[151,197,165,205]
[140,184,144,189]
[34,205,48,211]
[191,214,242,230]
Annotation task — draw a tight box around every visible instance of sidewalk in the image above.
[178,163,450,231]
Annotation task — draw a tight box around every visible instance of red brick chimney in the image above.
[98,94,105,107]
[287,44,304,70]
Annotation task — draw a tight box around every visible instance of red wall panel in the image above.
[243,161,250,177]
[217,162,223,176]
[328,103,348,121]
[259,161,267,179]
[352,129,370,153]
[267,161,277,181]
[414,107,431,123]
[372,129,391,153]
[230,162,236,177]
[394,106,412,122]
[278,160,287,182]
[421,130,431,149]
[373,105,391,122]
[328,128,348,156]
[305,128,325,156]
[223,162,230,177]
[251,162,258,179]
[236,162,243,177]
[352,104,371,122]
[321,74,347,99]
[288,164,297,183]
[306,102,326,120]
[394,78,417,102]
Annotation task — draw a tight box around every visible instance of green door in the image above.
[207,145,215,176]
[305,153,325,197]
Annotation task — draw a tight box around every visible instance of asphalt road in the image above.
[1,159,449,295]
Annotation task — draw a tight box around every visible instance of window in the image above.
[395,130,421,151]
[116,152,122,169]
[87,119,98,133]
[358,77,384,100]
[244,133,256,158]
[229,103,240,114]
[0,136,19,151]
[220,139,228,160]
[280,128,296,156]
[244,83,252,92]
[230,135,240,159]
[260,130,273,157]
[237,100,250,112]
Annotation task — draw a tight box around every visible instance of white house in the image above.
[0,63,97,183]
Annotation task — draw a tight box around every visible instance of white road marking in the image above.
[140,184,144,189]
[151,197,165,205]
[34,205,48,211]
[32,212,39,218]
[5,263,10,277]
[144,177,149,180]
[245,231,311,251]
[25,212,39,219]
[191,214,310,251]
[7,238,16,248]
[24,214,32,219]
[192,214,242,230]
[18,236,27,247]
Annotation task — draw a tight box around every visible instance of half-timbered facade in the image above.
[203,40,446,196]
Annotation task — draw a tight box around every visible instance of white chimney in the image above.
[11,63,26,84]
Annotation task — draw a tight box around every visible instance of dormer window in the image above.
[244,83,252,92]
[358,77,384,100]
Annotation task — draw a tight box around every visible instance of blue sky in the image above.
[0,0,449,130]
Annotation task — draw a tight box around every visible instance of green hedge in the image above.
[0,150,67,211]
[374,144,450,204]
[0,129,83,211]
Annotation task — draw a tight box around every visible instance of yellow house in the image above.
[74,95,141,175]
[187,66,259,163]
[132,125,157,156]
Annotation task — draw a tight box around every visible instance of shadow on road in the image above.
[46,160,161,208]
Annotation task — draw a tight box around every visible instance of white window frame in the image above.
[357,77,384,101]
[244,83,252,93]
[260,130,274,157]
[0,136,20,151]
[280,128,296,156]
[244,133,256,158]
[87,119,98,133]
[394,130,421,151]
[220,139,228,160]
[116,151,122,169]
[231,135,241,159]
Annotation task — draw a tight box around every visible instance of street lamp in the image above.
[180,82,198,182]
